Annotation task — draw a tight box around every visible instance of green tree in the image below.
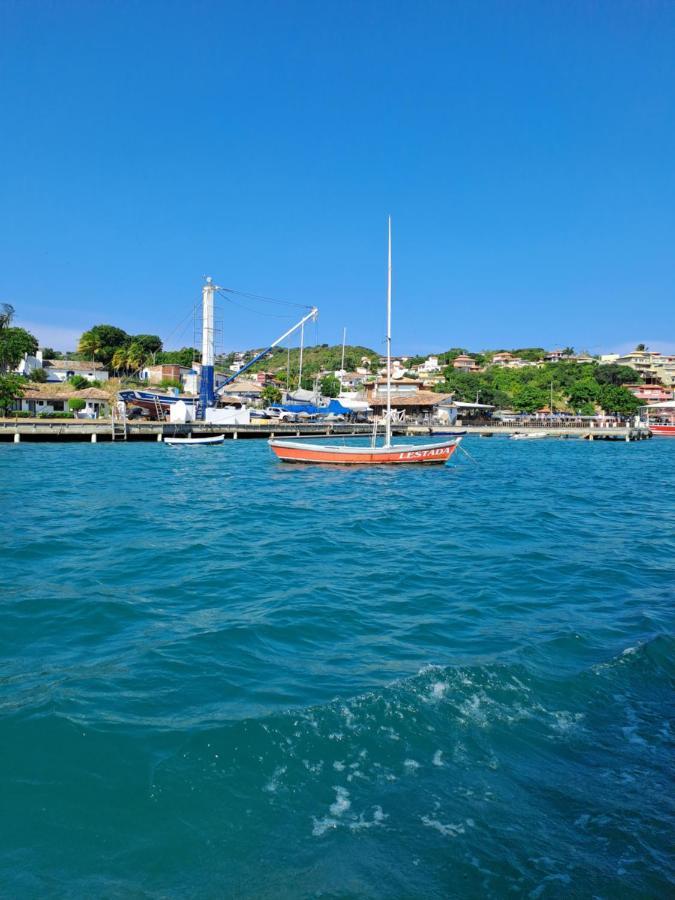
[41,347,62,359]
[132,334,163,357]
[125,342,148,372]
[567,379,598,409]
[111,346,129,372]
[595,364,640,386]
[513,384,548,413]
[512,347,547,362]
[157,347,200,367]
[31,368,48,383]
[320,374,341,397]
[0,326,39,371]
[68,397,87,412]
[261,384,282,405]
[68,375,90,389]
[598,385,640,417]
[78,325,129,366]
[0,373,25,413]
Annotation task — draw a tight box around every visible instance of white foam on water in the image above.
[430,681,447,699]
[263,766,287,793]
[340,705,355,728]
[312,816,338,836]
[348,806,388,831]
[333,761,345,771]
[329,786,351,816]
[432,750,444,767]
[550,710,584,733]
[421,815,466,837]
[404,758,420,772]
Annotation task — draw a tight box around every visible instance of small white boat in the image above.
[509,432,548,440]
[164,434,225,446]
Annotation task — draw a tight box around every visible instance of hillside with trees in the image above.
[433,360,642,416]
[239,343,379,386]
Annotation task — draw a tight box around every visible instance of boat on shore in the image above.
[270,218,461,466]
[118,389,199,418]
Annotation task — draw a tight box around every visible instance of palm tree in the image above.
[125,343,147,374]
[0,303,15,330]
[111,347,129,373]
[78,330,102,365]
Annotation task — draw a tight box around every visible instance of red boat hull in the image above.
[649,425,675,437]
[269,438,460,465]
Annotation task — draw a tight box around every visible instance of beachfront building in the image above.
[12,385,111,417]
[217,379,264,402]
[368,391,455,423]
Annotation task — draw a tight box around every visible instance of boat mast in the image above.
[298,321,305,389]
[340,326,346,391]
[199,276,217,414]
[385,216,392,448]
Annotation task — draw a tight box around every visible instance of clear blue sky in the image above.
[1,0,674,356]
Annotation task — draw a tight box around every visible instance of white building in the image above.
[13,386,111,418]
[37,350,109,382]
[414,355,441,374]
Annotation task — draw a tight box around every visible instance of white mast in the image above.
[385,216,392,448]
[339,326,346,390]
[199,276,217,412]
[298,321,305,389]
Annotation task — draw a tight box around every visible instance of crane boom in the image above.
[216,307,318,394]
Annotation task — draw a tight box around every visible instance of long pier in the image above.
[420,425,651,441]
[0,419,387,443]
[0,418,652,442]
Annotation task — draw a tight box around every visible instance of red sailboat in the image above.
[269,219,461,466]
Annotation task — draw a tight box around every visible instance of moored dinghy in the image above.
[269,218,462,466]
[164,434,225,446]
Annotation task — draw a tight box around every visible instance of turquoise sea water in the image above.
[1,437,673,898]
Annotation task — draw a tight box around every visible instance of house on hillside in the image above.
[452,354,479,372]
[415,355,441,374]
